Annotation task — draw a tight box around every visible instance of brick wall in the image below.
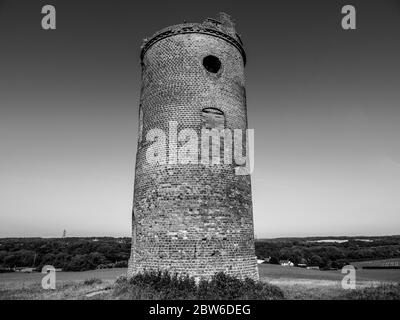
[128,17,259,281]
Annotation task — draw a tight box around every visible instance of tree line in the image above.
[0,237,130,272]
[255,236,400,269]
[1,236,399,272]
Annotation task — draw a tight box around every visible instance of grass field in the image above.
[0,265,399,300]
[258,263,400,282]
[0,268,126,290]
[0,269,126,300]
[258,263,400,299]
[351,258,400,268]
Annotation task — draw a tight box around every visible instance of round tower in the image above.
[128,13,259,281]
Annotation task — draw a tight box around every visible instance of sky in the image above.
[0,0,399,238]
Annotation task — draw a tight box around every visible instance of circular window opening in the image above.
[203,55,221,73]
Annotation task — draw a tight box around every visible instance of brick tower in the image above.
[128,13,259,281]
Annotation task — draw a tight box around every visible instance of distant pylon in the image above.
[62,229,66,238]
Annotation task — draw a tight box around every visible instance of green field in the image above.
[0,264,399,300]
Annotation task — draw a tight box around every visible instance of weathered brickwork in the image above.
[128,14,259,281]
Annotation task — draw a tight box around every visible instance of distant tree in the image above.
[309,255,323,267]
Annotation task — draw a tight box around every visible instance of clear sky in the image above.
[0,0,399,238]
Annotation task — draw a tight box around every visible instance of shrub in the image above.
[96,261,128,269]
[83,278,103,286]
[197,272,284,300]
[0,267,14,273]
[113,271,284,300]
[114,260,128,268]
[114,270,197,300]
